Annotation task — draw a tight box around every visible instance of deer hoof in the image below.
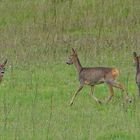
[98,100,102,104]
[125,97,132,103]
[128,99,132,103]
[69,101,73,106]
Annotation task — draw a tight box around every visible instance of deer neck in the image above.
[73,56,82,73]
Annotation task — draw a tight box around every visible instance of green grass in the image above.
[0,62,140,140]
[0,0,140,139]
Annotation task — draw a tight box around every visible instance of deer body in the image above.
[79,67,119,86]
[67,49,131,105]
[136,72,140,86]
[133,52,140,97]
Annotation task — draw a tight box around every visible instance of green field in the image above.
[0,0,140,139]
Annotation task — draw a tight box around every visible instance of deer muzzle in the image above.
[66,58,73,65]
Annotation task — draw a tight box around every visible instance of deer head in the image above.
[0,59,7,79]
[133,52,140,66]
[66,48,77,65]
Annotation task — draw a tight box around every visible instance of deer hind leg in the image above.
[69,85,83,106]
[106,84,114,103]
[109,81,131,102]
[89,86,102,104]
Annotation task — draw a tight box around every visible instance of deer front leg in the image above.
[89,86,102,104]
[106,84,114,103]
[69,85,83,106]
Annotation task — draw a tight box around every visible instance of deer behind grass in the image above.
[0,59,8,83]
[66,49,131,105]
[133,52,140,97]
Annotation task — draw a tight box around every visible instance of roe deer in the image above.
[133,52,140,97]
[0,59,8,83]
[66,48,131,105]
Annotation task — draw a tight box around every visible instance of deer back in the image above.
[79,67,119,85]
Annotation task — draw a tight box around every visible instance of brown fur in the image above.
[66,49,131,105]
[133,52,140,97]
[111,68,119,79]
[0,59,7,83]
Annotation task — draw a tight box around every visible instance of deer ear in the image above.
[72,48,75,53]
[133,52,137,57]
[74,49,77,54]
[72,48,77,54]
[2,59,8,66]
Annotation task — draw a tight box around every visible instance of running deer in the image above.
[0,59,8,83]
[133,52,140,97]
[66,48,131,105]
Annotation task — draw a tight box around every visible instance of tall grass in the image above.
[0,0,140,139]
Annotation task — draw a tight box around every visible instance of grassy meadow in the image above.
[0,0,140,139]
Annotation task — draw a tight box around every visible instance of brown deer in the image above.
[133,52,140,97]
[0,59,8,83]
[66,48,131,105]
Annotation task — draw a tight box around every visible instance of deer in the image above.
[133,52,140,97]
[66,48,131,105]
[0,59,8,83]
